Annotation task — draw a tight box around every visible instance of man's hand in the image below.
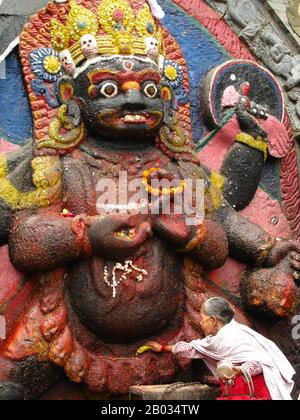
[224,367,242,381]
[145,341,163,352]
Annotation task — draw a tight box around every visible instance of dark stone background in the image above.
[0,0,49,57]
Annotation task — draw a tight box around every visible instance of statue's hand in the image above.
[88,214,153,260]
[145,168,195,246]
[153,213,195,247]
[266,240,300,284]
[241,247,299,319]
[236,97,268,139]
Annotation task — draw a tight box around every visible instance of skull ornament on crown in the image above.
[80,34,98,58]
[59,49,76,76]
[145,36,159,59]
[48,0,166,81]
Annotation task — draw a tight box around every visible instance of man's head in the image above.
[59,56,165,144]
[200,297,235,336]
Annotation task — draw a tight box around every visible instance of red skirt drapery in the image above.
[218,374,272,400]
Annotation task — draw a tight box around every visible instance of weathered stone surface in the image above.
[267,0,300,42]
[0,0,49,58]
[129,383,221,400]
[205,0,300,132]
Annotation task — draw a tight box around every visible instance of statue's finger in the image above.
[259,110,266,119]
[148,170,160,179]
[293,271,300,281]
[250,106,258,116]
[117,213,151,229]
[108,213,136,227]
[293,260,300,270]
[130,222,153,247]
[290,252,300,262]
[290,259,300,271]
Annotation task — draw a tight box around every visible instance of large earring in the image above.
[37,76,86,152]
[161,86,174,130]
[67,99,82,128]
[37,104,85,152]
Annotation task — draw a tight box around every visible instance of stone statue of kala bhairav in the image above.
[0,0,299,399]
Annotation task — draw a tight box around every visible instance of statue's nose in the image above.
[122,89,146,111]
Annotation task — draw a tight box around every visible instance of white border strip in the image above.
[0,36,20,64]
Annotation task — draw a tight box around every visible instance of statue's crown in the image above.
[50,0,164,76]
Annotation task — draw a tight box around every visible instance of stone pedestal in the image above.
[129,383,221,400]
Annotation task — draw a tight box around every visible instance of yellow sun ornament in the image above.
[164,65,178,82]
[43,55,62,75]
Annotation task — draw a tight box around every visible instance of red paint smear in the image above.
[282,275,297,313]
[0,246,24,309]
[0,281,35,347]
[242,82,250,97]
[210,257,246,294]
[63,86,73,102]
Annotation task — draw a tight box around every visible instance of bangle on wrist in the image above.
[176,224,207,253]
[235,132,268,162]
[70,215,92,258]
[160,344,168,353]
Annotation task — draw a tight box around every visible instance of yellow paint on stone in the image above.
[0,178,37,209]
[0,154,62,209]
[0,154,8,178]
[209,171,225,210]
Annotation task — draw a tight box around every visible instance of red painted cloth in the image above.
[218,374,272,400]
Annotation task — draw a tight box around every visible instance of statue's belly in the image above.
[66,237,184,342]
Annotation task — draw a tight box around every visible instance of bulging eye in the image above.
[100,81,118,98]
[143,82,158,99]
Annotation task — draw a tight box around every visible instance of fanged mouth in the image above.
[98,111,163,128]
[121,114,148,124]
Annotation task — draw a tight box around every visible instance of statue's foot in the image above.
[0,382,25,400]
